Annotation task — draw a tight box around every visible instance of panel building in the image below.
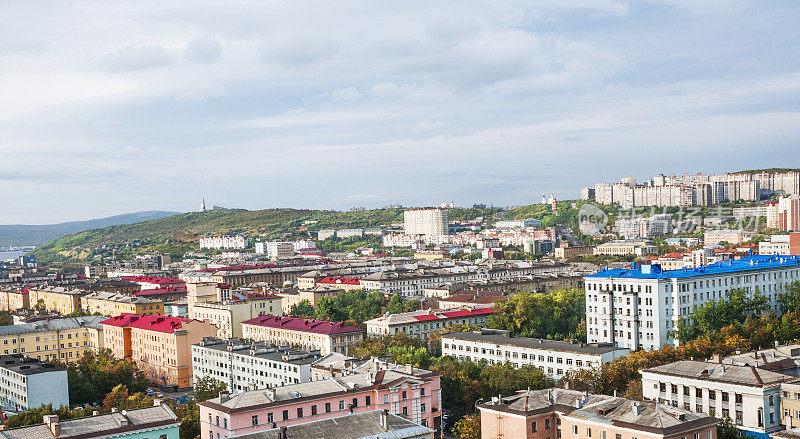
[585,255,800,351]
[403,209,448,236]
[0,354,68,412]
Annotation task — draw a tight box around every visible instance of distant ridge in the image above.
[0,210,180,247]
[732,168,800,175]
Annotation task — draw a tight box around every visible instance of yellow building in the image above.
[81,291,163,317]
[0,289,30,311]
[27,286,87,315]
[0,316,105,364]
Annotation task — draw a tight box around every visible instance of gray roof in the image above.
[82,291,160,304]
[0,405,179,439]
[480,388,716,433]
[193,337,321,366]
[0,316,105,337]
[0,354,65,375]
[642,360,800,387]
[443,329,629,355]
[230,409,432,439]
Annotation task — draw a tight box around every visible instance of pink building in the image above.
[478,388,717,439]
[199,365,441,439]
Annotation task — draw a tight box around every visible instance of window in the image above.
[297,407,303,418]
[402,391,407,400]
[325,402,331,413]
[533,422,538,432]
[267,413,274,423]
[352,397,358,408]
[282,410,289,421]
[587,428,592,437]
[311,405,317,415]
[546,419,551,429]
[251,415,258,426]
[215,416,219,426]
[366,395,371,406]
[421,403,426,412]
[339,400,345,410]
[574,425,579,435]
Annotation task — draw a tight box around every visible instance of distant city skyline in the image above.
[1,1,800,224]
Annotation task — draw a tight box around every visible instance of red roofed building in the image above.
[241,315,365,356]
[315,276,363,291]
[120,275,186,291]
[364,306,494,339]
[100,313,217,388]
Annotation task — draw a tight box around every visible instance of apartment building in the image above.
[101,314,218,388]
[641,360,798,436]
[0,316,104,364]
[255,242,294,259]
[404,209,448,236]
[198,365,441,438]
[478,388,717,439]
[192,337,321,392]
[593,241,658,257]
[119,275,185,290]
[616,214,673,240]
[365,307,494,339]
[0,403,181,439]
[555,246,595,259]
[0,289,29,312]
[80,291,163,317]
[442,329,629,380]
[27,286,87,315]
[768,196,800,232]
[275,286,341,315]
[703,229,754,246]
[242,316,364,356]
[200,235,249,250]
[585,255,800,350]
[190,294,282,339]
[759,234,800,256]
[0,354,68,412]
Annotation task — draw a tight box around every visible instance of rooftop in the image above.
[119,275,185,285]
[241,315,364,335]
[0,316,105,337]
[365,306,494,325]
[0,404,179,439]
[0,354,65,375]
[193,337,321,365]
[230,409,433,439]
[586,255,800,280]
[100,313,195,334]
[82,291,161,304]
[641,360,800,387]
[479,388,716,434]
[443,329,630,355]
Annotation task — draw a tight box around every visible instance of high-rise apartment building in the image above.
[767,195,800,231]
[403,209,448,236]
[585,255,800,351]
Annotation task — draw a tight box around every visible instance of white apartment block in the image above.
[190,295,282,339]
[441,329,629,381]
[593,241,658,257]
[365,307,494,339]
[200,235,249,250]
[585,255,800,351]
[192,338,320,392]
[336,229,364,238]
[403,209,448,236]
[760,235,792,255]
[641,360,797,436]
[316,229,336,240]
[254,242,294,259]
[616,214,673,240]
[0,355,68,413]
[768,195,800,232]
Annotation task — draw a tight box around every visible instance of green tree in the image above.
[489,289,586,340]
[194,376,228,403]
[289,300,315,318]
[453,413,481,439]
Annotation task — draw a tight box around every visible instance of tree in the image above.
[717,417,746,439]
[289,300,315,318]
[61,349,149,405]
[453,413,481,439]
[194,376,228,403]
[489,289,586,341]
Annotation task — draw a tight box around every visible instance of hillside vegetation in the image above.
[31,207,491,267]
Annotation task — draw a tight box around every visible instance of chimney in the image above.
[219,392,231,403]
[153,399,163,406]
[92,411,99,416]
[404,364,413,374]
[43,415,60,437]
[380,409,389,431]
[111,408,118,413]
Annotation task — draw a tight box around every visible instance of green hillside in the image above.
[31,207,492,267]
[732,168,800,175]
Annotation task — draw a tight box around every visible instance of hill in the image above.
[732,168,800,175]
[0,211,180,247]
[31,207,491,267]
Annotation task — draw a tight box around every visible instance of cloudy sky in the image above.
[1,0,799,223]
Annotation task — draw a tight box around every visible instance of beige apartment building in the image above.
[101,314,218,388]
[81,291,164,316]
[190,294,282,339]
[27,286,88,315]
[0,289,30,311]
[0,316,105,364]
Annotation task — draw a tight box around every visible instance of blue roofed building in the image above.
[584,255,800,351]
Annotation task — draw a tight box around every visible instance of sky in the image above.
[1,0,800,224]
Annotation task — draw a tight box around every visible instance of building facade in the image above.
[441,329,629,380]
[101,314,218,388]
[81,291,163,316]
[404,210,448,236]
[0,355,68,412]
[242,315,365,356]
[585,255,800,351]
[190,295,282,339]
[365,307,494,339]
[0,316,105,364]
[191,337,320,392]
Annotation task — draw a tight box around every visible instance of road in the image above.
[556,225,582,247]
